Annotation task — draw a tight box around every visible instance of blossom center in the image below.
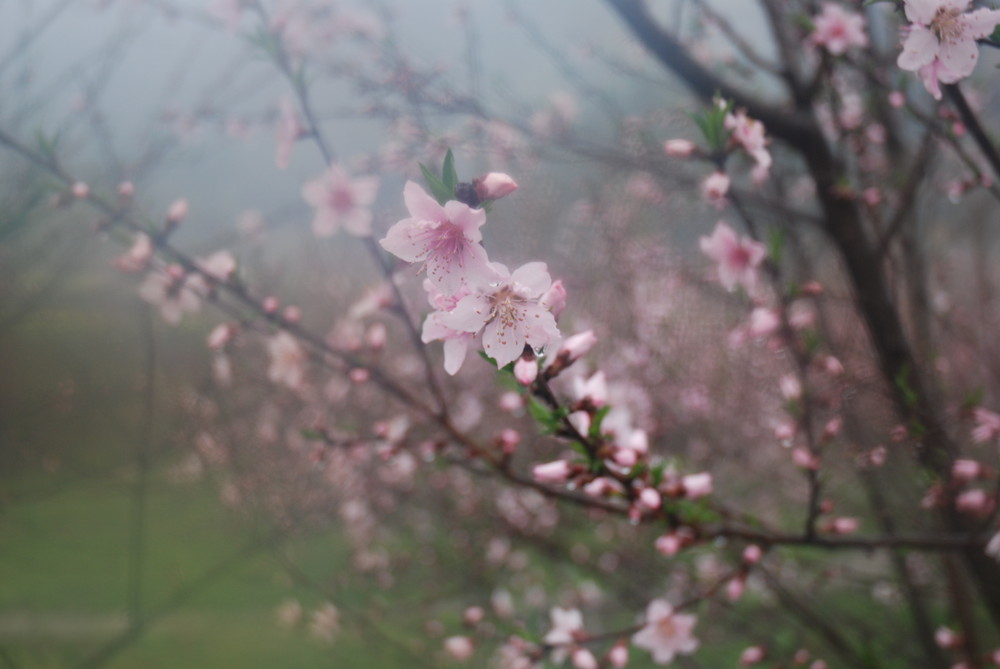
[931,7,963,44]
[328,186,355,212]
[656,615,678,637]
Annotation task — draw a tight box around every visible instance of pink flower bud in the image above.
[888,91,905,108]
[749,308,780,338]
[540,279,568,318]
[473,172,518,201]
[349,368,370,383]
[533,460,572,484]
[497,428,520,454]
[934,626,959,649]
[572,648,598,669]
[810,661,827,669]
[780,375,802,400]
[608,642,629,668]
[952,459,982,483]
[743,544,763,564]
[727,576,746,601]
[498,391,522,413]
[681,472,713,499]
[638,487,661,511]
[72,182,90,199]
[956,488,993,515]
[167,198,189,223]
[792,447,820,470]
[118,181,134,198]
[514,356,538,385]
[284,305,303,323]
[822,417,843,440]
[568,410,591,436]
[207,323,234,350]
[827,517,859,534]
[794,649,810,664]
[444,636,474,661]
[740,645,766,666]
[655,533,681,556]
[702,171,730,206]
[262,296,280,313]
[664,138,697,157]
[558,330,598,363]
[463,606,485,625]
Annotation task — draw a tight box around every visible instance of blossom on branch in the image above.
[809,3,868,55]
[699,221,767,292]
[380,181,493,295]
[632,599,699,665]
[302,165,379,237]
[897,0,1000,100]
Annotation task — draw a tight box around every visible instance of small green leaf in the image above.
[419,162,452,205]
[590,405,612,439]
[768,226,785,265]
[442,149,458,193]
[991,25,1000,42]
[962,386,985,410]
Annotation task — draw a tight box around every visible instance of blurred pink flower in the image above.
[302,165,379,237]
[699,221,767,292]
[275,97,303,170]
[632,599,699,664]
[972,407,1000,443]
[380,181,493,295]
[138,267,204,325]
[701,171,730,207]
[809,3,868,55]
[267,331,306,390]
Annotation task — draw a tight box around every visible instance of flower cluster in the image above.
[380,174,561,372]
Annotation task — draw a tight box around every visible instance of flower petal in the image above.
[897,26,938,71]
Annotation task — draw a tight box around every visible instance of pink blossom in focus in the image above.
[303,165,379,237]
[380,182,493,295]
[699,221,767,292]
[267,331,306,390]
[897,0,1000,100]
[809,3,868,55]
[438,262,561,369]
[631,599,699,664]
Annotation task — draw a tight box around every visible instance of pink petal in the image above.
[510,261,552,297]
[379,218,433,263]
[897,26,938,71]
[440,294,492,333]
[938,36,979,79]
[403,181,444,222]
[962,8,1000,39]
[443,200,486,242]
[904,0,942,24]
[442,336,470,375]
[482,318,525,368]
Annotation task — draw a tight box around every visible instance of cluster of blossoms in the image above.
[379,174,562,372]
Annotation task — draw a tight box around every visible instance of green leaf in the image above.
[991,25,1000,42]
[894,365,919,409]
[300,428,325,441]
[419,162,452,205]
[590,405,612,439]
[442,149,458,193]
[768,226,785,265]
[962,386,985,411]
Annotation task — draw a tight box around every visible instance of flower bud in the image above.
[533,460,572,484]
[681,472,713,499]
[740,645,766,666]
[664,138,696,157]
[166,198,189,224]
[540,280,568,318]
[473,172,518,201]
[514,356,538,386]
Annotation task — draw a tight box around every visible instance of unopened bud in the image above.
[473,172,518,201]
[664,138,697,157]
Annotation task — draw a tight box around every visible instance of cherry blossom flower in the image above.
[421,280,476,375]
[138,266,205,325]
[544,607,584,657]
[725,110,772,183]
[114,233,153,273]
[699,222,767,292]
[438,262,561,369]
[267,331,306,390]
[309,602,341,642]
[972,407,1000,443]
[897,0,1000,100]
[809,3,868,55]
[380,181,494,295]
[302,165,379,237]
[444,636,475,661]
[701,171,730,207]
[632,599,699,665]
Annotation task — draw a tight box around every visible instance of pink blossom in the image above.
[740,645,766,666]
[897,0,1000,100]
[573,371,609,407]
[303,165,379,237]
[557,330,598,364]
[444,636,475,661]
[608,642,629,668]
[275,97,303,170]
[638,487,662,511]
[956,488,994,515]
[809,3,868,55]
[438,262,561,369]
[727,576,746,601]
[972,407,1000,443]
[540,279,568,318]
[572,648,598,669]
[725,110,772,182]
[986,532,1000,561]
[115,233,153,273]
[631,599,699,664]
[952,459,982,482]
[702,171,730,207]
[267,331,306,390]
[699,222,767,292]
[71,182,89,199]
[166,198,188,224]
[655,533,683,556]
[207,323,235,350]
[664,138,696,157]
[380,181,493,295]
[749,307,781,338]
[534,460,573,484]
[743,544,763,564]
[827,517,859,534]
[682,473,713,499]
[568,410,591,436]
[544,607,584,649]
[118,181,134,198]
[473,172,518,201]
[514,356,538,385]
[138,267,204,325]
[197,250,236,282]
